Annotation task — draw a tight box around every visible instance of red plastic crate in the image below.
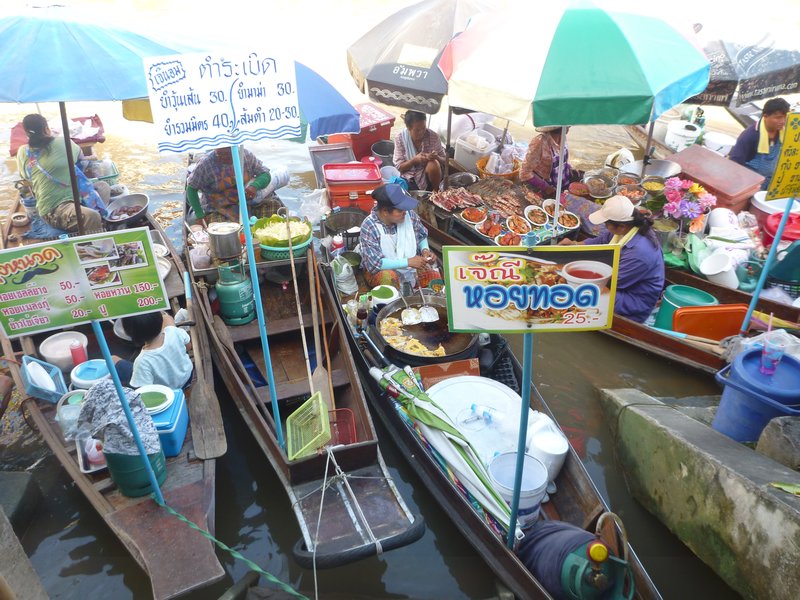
[328,102,396,160]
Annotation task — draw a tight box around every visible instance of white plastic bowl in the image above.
[136,384,175,414]
[39,331,89,371]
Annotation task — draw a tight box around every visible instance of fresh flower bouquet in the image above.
[660,177,717,234]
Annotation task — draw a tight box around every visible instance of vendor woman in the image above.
[729,97,790,190]
[560,195,664,323]
[520,125,578,197]
[393,110,447,191]
[359,184,438,289]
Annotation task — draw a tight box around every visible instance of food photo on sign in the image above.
[443,245,621,334]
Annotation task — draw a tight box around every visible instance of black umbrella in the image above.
[346,0,489,115]
[687,32,800,106]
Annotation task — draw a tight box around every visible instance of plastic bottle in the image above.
[70,340,88,366]
[330,234,345,257]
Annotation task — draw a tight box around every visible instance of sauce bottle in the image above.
[70,340,88,366]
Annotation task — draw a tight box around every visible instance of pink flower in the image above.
[664,188,683,203]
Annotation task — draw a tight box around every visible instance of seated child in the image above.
[113,311,193,389]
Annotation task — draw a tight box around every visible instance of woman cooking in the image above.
[520,126,579,197]
[559,195,664,323]
[359,184,439,289]
[393,110,447,192]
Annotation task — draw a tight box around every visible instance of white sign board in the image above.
[143,51,300,153]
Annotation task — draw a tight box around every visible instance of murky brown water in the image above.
[0,1,749,597]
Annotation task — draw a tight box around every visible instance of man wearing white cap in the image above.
[560,195,664,322]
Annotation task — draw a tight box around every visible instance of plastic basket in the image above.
[21,355,68,403]
[767,276,800,299]
[330,408,357,445]
[321,208,368,251]
[88,160,119,185]
[476,156,520,181]
[259,236,312,261]
[286,392,332,461]
[491,353,520,394]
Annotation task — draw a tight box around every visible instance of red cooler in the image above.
[323,163,381,213]
[328,103,396,160]
[763,212,800,246]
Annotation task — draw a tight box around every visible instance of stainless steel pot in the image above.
[206,221,242,259]
[370,293,479,366]
[102,193,149,226]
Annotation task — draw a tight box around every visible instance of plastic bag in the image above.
[724,329,800,363]
[297,188,330,227]
[331,255,358,295]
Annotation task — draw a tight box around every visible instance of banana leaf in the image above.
[251,215,311,248]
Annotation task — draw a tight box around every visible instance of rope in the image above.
[310,447,332,600]
[153,496,309,600]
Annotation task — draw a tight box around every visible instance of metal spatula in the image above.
[399,294,422,326]
[417,283,439,323]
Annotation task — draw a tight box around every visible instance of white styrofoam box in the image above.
[455,129,497,174]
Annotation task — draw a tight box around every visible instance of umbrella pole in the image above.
[506,332,534,548]
[549,126,567,245]
[641,118,656,178]
[231,145,286,450]
[59,103,85,235]
[498,119,510,153]
[443,106,453,189]
[739,196,797,334]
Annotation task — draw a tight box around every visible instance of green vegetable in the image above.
[770,482,800,496]
[371,286,393,299]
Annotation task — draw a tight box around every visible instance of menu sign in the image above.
[143,50,301,153]
[767,111,800,200]
[443,245,620,333]
[0,228,169,338]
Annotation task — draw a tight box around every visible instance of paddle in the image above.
[308,247,334,411]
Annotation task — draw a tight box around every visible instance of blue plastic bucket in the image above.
[712,348,800,442]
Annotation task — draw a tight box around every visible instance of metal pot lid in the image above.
[207,222,241,234]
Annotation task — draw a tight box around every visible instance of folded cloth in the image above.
[22,214,68,240]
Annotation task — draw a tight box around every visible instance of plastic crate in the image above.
[491,353,520,394]
[767,276,800,299]
[21,355,68,403]
[260,236,312,261]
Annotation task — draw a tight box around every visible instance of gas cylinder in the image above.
[216,260,256,325]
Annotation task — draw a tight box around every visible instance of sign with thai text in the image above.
[767,112,800,200]
[443,245,620,333]
[0,229,169,338]
[143,50,300,153]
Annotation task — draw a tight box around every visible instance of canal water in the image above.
[0,1,753,597]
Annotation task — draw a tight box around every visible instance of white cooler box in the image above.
[455,129,497,174]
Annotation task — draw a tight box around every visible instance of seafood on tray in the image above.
[476,218,503,239]
[506,215,531,235]
[430,187,483,212]
[460,206,488,224]
[496,231,522,246]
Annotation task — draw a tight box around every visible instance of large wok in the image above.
[369,292,479,366]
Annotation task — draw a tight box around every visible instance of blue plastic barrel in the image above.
[712,348,800,442]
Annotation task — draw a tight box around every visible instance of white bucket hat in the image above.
[589,195,635,225]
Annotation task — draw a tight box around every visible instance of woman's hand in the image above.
[407,255,427,269]
[558,238,577,246]
[245,185,257,200]
[421,248,436,263]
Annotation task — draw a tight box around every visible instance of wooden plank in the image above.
[229,313,310,342]
[106,481,224,600]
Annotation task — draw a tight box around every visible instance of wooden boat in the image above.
[0,208,227,599]
[665,266,800,324]
[317,218,662,600]
[183,218,425,568]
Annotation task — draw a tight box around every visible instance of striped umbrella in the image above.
[438,0,710,127]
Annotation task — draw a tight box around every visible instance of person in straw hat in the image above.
[520,125,581,197]
[560,195,664,322]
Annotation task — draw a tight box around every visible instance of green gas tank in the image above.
[217,261,255,325]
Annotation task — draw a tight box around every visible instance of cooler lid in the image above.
[153,389,185,431]
[355,103,396,129]
[323,163,382,183]
[765,212,800,240]
[671,145,764,198]
[732,348,800,400]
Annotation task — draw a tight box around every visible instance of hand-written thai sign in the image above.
[443,245,620,333]
[767,112,800,200]
[143,50,301,153]
[0,228,169,338]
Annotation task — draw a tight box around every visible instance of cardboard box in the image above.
[328,103,396,160]
[671,145,764,213]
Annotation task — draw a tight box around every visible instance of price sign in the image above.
[143,50,301,153]
[443,245,620,333]
[0,228,169,338]
[767,111,800,200]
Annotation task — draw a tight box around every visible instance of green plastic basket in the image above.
[259,235,312,261]
[286,392,331,461]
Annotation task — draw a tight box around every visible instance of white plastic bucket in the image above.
[700,252,739,289]
[528,424,569,483]
[702,131,737,156]
[665,120,701,152]
[488,452,548,528]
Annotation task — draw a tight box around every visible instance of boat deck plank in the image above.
[106,480,224,600]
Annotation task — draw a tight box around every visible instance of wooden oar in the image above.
[311,250,336,408]
[307,247,334,411]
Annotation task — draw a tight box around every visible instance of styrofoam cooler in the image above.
[455,129,497,174]
[151,388,189,457]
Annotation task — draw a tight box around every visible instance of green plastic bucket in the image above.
[653,284,718,331]
[104,449,167,497]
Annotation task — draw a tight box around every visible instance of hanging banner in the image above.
[767,111,800,200]
[443,245,620,333]
[0,228,169,338]
[143,50,301,153]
